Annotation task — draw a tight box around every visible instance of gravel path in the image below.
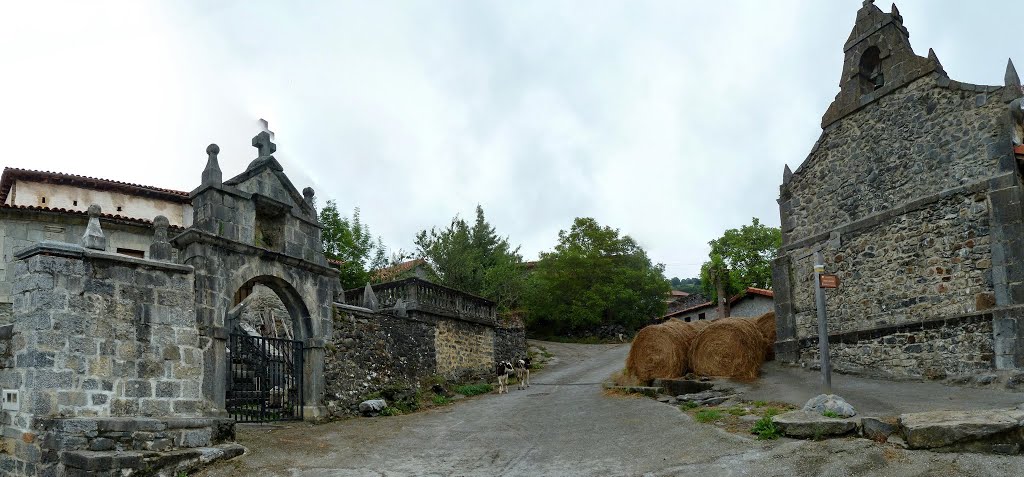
[199,341,1024,476]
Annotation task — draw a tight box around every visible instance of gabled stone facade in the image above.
[773,1,1024,379]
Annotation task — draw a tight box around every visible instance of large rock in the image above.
[861,417,897,442]
[772,410,858,439]
[803,394,856,418]
[898,409,1024,450]
[359,399,388,416]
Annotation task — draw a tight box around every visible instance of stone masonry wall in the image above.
[493,327,526,364]
[324,308,435,417]
[796,314,994,380]
[783,74,1009,242]
[435,319,494,381]
[788,191,992,341]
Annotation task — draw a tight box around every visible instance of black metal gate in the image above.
[227,333,304,422]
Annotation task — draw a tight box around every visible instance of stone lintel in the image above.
[170,228,339,278]
[14,240,194,273]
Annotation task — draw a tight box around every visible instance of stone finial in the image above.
[302,187,315,208]
[202,143,223,186]
[890,3,901,19]
[252,119,277,157]
[1006,59,1021,89]
[149,215,172,261]
[783,164,793,185]
[80,204,107,251]
[862,0,874,6]
[362,282,379,311]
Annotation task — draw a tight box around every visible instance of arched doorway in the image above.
[225,276,313,421]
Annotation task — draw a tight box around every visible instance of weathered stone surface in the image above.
[898,409,1024,450]
[861,417,898,442]
[803,394,856,418]
[359,399,387,416]
[772,410,858,439]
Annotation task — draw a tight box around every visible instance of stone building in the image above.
[772,1,1024,379]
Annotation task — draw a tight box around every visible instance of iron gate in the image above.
[227,333,304,422]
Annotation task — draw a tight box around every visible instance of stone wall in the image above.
[494,327,526,363]
[0,243,207,474]
[435,319,495,381]
[795,313,994,380]
[323,307,435,417]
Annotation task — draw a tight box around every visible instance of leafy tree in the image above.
[524,217,669,335]
[414,205,525,311]
[699,217,781,301]
[319,201,388,290]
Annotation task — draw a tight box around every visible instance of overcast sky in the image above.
[1,1,1018,279]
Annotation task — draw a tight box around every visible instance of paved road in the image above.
[200,342,1024,477]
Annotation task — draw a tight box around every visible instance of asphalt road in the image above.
[200,342,1024,477]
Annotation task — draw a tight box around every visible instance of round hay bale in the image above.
[752,312,777,361]
[625,320,699,382]
[688,317,766,380]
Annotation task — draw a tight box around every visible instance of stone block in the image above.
[772,410,858,439]
[140,399,171,417]
[123,380,153,398]
[861,417,898,442]
[155,381,181,398]
[899,409,1024,450]
[176,427,212,448]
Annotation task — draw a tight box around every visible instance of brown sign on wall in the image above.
[819,274,840,289]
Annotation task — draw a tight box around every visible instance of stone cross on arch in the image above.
[252,118,277,157]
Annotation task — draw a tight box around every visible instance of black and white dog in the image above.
[514,357,531,390]
[496,360,514,394]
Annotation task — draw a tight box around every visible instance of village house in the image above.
[661,287,774,323]
[773,0,1024,379]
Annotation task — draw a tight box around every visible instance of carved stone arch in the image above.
[230,274,314,342]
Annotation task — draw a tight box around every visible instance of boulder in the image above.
[359,399,387,416]
[861,417,897,442]
[898,409,1024,450]
[772,410,858,439]
[803,394,856,418]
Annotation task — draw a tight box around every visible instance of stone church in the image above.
[773,1,1024,379]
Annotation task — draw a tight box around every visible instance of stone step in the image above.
[61,444,245,475]
[898,408,1024,453]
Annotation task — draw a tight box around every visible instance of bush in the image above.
[432,395,451,406]
[454,384,493,396]
[751,416,781,440]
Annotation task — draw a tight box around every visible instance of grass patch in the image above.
[751,415,782,440]
[752,400,767,408]
[725,406,749,416]
[761,407,784,418]
[380,406,403,416]
[822,410,840,419]
[610,369,640,387]
[454,384,493,396]
[694,409,723,423]
[679,401,700,410]
[432,395,451,406]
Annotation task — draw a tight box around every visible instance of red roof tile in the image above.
[0,167,190,205]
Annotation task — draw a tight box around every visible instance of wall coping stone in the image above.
[13,240,194,273]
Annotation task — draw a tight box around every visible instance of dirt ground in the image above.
[198,341,1024,477]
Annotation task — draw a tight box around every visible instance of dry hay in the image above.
[752,312,777,361]
[625,319,703,382]
[688,317,766,380]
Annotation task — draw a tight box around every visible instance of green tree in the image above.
[414,205,525,311]
[670,277,702,294]
[524,217,669,335]
[319,201,388,290]
[699,217,781,301]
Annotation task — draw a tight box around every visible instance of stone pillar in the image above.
[80,204,106,251]
[771,254,798,362]
[149,215,172,261]
[987,171,1024,369]
[303,337,326,420]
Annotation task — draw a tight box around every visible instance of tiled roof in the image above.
[372,258,426,282]
[0,167,191,205]
[0,203,184,230]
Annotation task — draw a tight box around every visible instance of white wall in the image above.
[9,180,191,227]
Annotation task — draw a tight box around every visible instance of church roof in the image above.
[0,167,191,205]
